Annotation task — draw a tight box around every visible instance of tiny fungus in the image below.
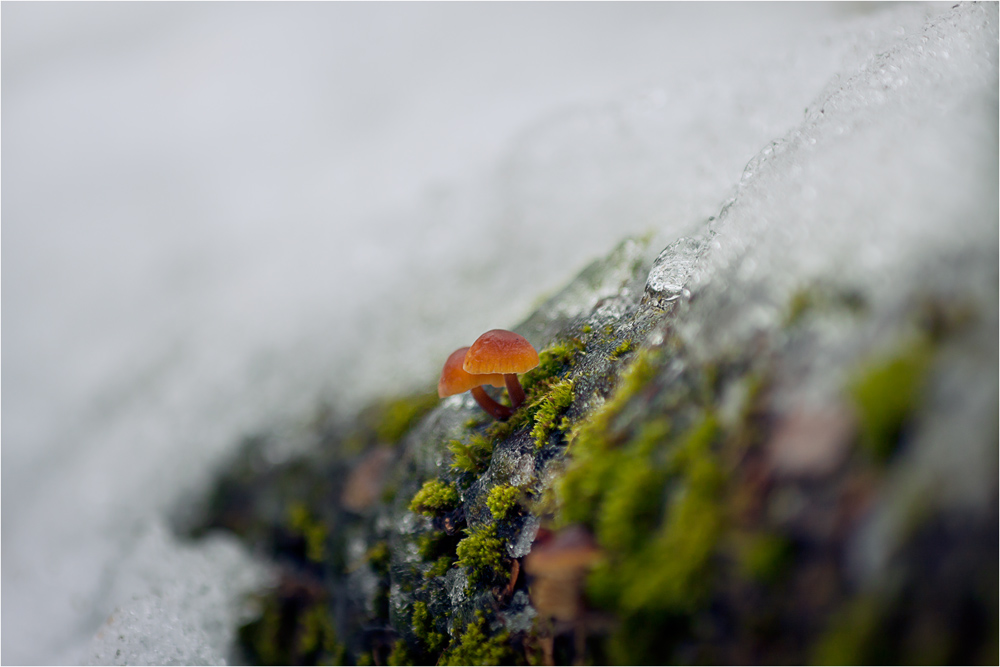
[438,347,513,421]
[463,329,539,409]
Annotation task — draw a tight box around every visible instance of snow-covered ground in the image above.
[3,3,994,664]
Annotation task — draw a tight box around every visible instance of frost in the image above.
[86,522,272,666]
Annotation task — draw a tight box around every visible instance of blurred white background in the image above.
[3,3,940,664]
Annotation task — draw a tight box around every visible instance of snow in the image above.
[2,2,995,664]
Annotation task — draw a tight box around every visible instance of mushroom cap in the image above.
[438,347,506,398]
[463,329,539,376]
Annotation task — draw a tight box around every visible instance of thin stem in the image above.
[471,386,513,421]
[505,374,526,409]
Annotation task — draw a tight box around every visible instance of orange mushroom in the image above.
[438,347,513,420]
[463,329,539,409]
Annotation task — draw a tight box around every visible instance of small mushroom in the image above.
[463,329,539,409]
[438,347,513,420]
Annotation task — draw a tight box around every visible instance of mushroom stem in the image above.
[471,386,514,421]
[504,374,526,409]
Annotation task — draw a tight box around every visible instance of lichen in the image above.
[409,479,460,517]
[455,524,505,587]
[440,612,513,666]
[486,485,521,520]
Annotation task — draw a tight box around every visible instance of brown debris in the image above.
[524,525,603,622]
[341,447,394,512]
[766,406,855,479]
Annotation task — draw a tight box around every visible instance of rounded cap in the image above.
[438,347,506,398]
[463,329,539,376]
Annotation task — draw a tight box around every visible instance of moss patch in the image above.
[426,555,453,579]
[288,502,328,564]
[409,480,460,517]
[848,338,934,461]
[387,639,414,666]
[521,338,585,395]
[530,378,576,449]
[239,595,345,666]
[440,612,513,666]
[610,339,634,359]
[456,524,506,587]
[366,540,391,576]
[486,485,521,520]
[412,601,447,654]
[448,435,493,475]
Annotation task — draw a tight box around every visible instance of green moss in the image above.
[409,480,460,517]
[366,541,391,576]
[610,339,634,359]
[297,604,346,665]
[426,555,453,579]
[448,435,493,474]
[240,596,344,666]
[784,285,867,328]
[812,595,883,665]
[374,393,440,444]
[412,601,448,654]
[387,639,414,666]
[288,502,328,563]
[486,485,521,520]
[417,530,452,560]
[785,288,815,327]
[848,338,934,461]
[356,652,374,666]
[520,338,584,395]
[739,533,793,585]
[487,340,583,443]
[582,324,593,334]
[441,612,512,666]
[595,420,670,553]
[530,378,576,449]
[239,594,285,665]
[455,524,505,587]
[602,417,722,614]
[556,349,665,527]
